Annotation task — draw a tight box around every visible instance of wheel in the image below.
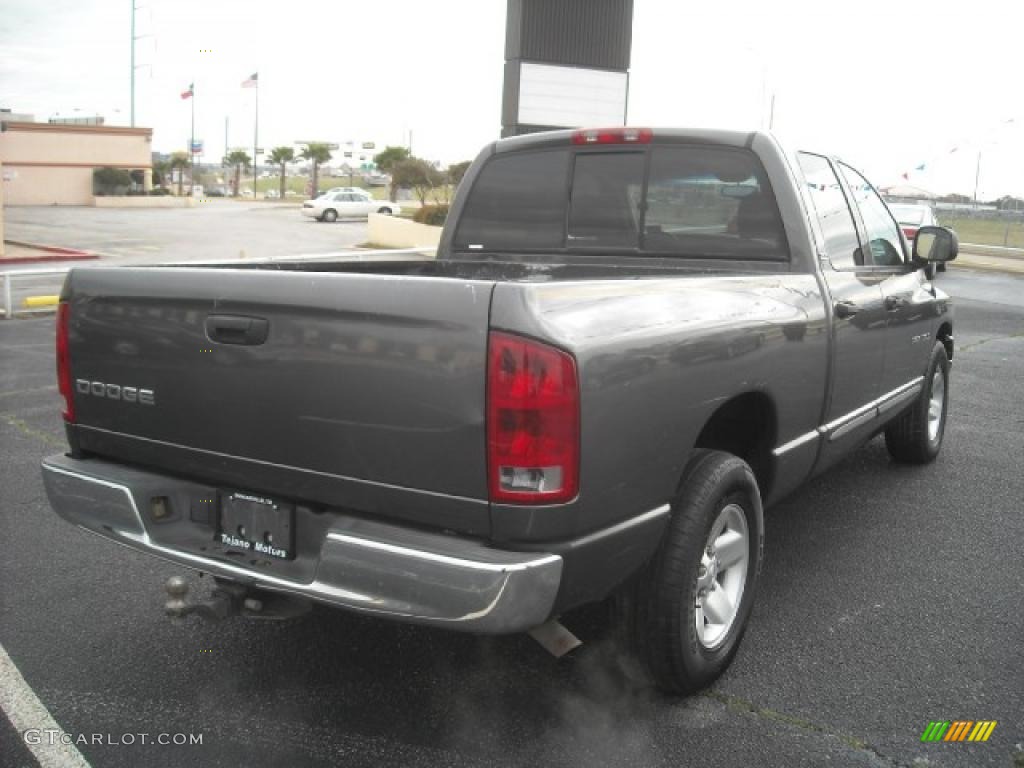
[885,341,949,463]
[377,207,393,215]
[624,450,764,694]
[322,209,338,223]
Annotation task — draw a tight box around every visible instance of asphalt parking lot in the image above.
[1,269,1021,768]
[1,202,398,314]
[3,201,370,264]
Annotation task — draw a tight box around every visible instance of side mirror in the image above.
[913,226,958,264]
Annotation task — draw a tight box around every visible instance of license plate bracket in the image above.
[217,492,295,560]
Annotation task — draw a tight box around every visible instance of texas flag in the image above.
[180,83,193,100]
[241,72,258,88]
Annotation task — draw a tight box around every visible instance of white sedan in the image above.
[301,190,400,222]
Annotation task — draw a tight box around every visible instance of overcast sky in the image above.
[2,0,1022,198]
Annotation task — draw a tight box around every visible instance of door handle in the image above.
[884,295,907,312]
[205,314,269,345]
[834,301,860,319]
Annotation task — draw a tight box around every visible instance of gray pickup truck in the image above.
[42,127,957,693]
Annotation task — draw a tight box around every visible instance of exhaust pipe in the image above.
[528,619,582,657]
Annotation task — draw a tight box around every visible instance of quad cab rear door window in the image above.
[454,143,788,261]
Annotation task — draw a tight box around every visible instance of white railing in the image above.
[0,247,437,319]
[0,267,71,319]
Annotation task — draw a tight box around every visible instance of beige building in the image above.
[0,121,153,205]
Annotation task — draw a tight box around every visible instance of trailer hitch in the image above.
[164,575,311,622]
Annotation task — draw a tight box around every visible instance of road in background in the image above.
[1,267,1021,768]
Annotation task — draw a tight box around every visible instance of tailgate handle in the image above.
[205,314,269,345]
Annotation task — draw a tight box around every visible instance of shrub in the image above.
[413,204,449,227]
[93,166,132,195]
[149,188,171,196]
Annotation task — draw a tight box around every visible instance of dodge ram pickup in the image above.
[42,127,957,693]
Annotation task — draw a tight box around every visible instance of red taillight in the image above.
[56,301,75,422]
[571,127,652,146]
[487,332,579,505]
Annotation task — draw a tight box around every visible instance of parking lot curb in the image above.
[2,240,102,264]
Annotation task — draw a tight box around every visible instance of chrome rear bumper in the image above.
[41,454,563,634]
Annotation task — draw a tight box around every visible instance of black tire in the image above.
[885,341,949,463]
[376,207,393,215]
[624,450,764,694]
[322,209,338,223]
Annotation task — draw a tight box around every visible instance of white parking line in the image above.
[0,642,91,768]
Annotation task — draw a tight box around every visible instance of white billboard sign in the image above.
[518,62,628,128]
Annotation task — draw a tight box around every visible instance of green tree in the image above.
[169,152,191,196]
[300,143,333,199]
[224,150,252,197]
[268,146,295,199]
[447,161,472,189]
[374,146,411,201]
[392,158,445,206]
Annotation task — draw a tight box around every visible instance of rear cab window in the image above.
[454,142,789,261]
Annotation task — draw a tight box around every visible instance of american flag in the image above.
[241,72,258,88]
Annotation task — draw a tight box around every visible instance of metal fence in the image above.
[937,210,1024,249]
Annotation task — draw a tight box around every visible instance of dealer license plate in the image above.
[217,491,295,560]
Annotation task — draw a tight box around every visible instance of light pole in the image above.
[973,152,981,210]
[130,0,135,126]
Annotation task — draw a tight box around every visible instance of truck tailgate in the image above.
[63,266,493,535]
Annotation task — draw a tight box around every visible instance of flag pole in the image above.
[253,75,258,199]
[189,84,195,196]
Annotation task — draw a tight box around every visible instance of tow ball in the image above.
[164,575,311,621]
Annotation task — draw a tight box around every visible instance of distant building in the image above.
[0,108,35,122]
[0,120,153,205]
[48,115,105,126]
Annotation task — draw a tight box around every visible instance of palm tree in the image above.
[224,150,252,197]
[169,152,190,196]
[300,143,332,199]
[268,146,295,199]
[152,158,171,189]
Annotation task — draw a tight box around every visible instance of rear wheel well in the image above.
[693,392,776,498]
